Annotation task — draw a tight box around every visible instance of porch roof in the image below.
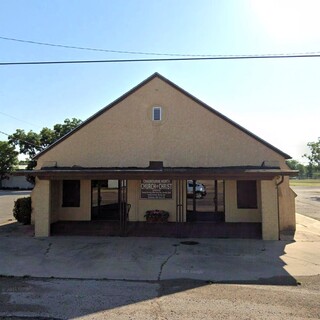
[16,165,298,180]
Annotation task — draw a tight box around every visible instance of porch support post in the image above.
[32,179,51,237]
[261,180,279,240]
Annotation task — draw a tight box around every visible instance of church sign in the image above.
[140,180,173,199]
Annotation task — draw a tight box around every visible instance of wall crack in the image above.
[45,242,52,256]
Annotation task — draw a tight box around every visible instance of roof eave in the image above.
[15,167,298,180]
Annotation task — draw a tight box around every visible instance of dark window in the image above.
[153,107,161,121]
[237,180,258,209]
[62,180,80,207]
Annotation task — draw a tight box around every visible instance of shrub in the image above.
[144,210,169,222]
[13,197,31,225]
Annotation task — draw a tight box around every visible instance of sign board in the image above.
[140,179,172,199]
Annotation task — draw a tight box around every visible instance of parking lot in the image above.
[291,186,320,221]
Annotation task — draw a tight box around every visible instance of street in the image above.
[0,276,319,320]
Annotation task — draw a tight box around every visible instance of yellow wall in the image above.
[224,180,262,223]
[36,77,286,170]
[278,177,296,233]
[50,180,60,223]
[32,179,51,237]
[261,179,279,240]
[50,180,91,221]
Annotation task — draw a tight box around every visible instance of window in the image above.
[237,180,258,209]
[62,180,80,207]
[152,106,162,121]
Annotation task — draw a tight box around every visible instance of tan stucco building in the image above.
[29,73,297,240]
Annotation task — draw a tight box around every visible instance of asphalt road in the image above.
[0,276,319,320]
[291,186,320,221]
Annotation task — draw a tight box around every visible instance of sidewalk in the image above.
[0,213,319,283]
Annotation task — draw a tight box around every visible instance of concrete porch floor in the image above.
[51,221,262,239]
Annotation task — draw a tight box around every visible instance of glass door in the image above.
[91,180,120,220]
[186,180,225,222]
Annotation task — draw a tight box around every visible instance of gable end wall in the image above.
[36,77,287,169]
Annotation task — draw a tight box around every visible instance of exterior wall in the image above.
[32,179,51,237]
[50,180,60,223]
[224,180,262,223]
[261,179,279,240]
[50,180,91,221]
[36,77,286,170]
[1,175,33,189]
[128,180,186,222]
[278,177,296,233]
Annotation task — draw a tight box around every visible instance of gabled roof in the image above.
[34,72,291,160]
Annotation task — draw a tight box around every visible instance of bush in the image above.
[13,197,31,225]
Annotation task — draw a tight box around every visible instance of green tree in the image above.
[286,159,306,179]
[0,141,18,181]
[8,129,42,159]
[304,137,320,168]
[51,118,82,140]
[8,118,82,170]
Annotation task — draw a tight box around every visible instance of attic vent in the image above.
[152,106,162,121]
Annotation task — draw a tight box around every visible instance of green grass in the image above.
[290,179,320,187]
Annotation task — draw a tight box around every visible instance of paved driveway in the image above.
[0,189,319,283]
[0,213,319,283]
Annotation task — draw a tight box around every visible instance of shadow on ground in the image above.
[0,273,307,320]
[0,222,34,237]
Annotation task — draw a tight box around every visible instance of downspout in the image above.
[276,175,285,240]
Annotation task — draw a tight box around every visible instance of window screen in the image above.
[153,107,161,121]
[237,180,258,209]
[62,180,80,207]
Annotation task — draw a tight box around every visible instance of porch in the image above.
[51,221,262,239]
[29,164,297,240]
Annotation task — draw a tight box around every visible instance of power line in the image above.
[0,111,42,128]
[1,53,320,66]
[0,35,215,57]
[0,130,41,148]
[2,36,320,59]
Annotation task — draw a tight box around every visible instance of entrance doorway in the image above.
[91,180,120,220]
[186,180,225,222]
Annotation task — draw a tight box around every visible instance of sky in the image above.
[0,0,319,163]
